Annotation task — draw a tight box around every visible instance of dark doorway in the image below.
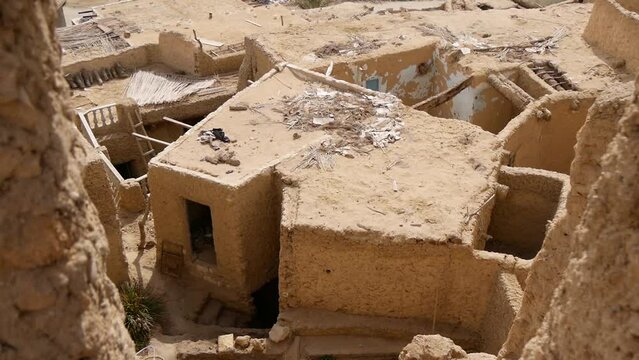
[250,278,279,328]
[114,160,135,179]
[186,199,216,265]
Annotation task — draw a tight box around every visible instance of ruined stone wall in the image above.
[0,1,134,358]
[497,86,630,359]
[519,81,639,359]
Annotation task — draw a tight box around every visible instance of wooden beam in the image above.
[132,133,170,146]
[162,116,193,129]
[412,76,474,111]
[487,73,533,111]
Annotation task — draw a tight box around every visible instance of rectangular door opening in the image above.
[186,199,216,265]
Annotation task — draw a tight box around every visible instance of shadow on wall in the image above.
[485,167,568,260]
[499,92,596,174]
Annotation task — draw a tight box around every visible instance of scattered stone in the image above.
[268,323,291,343]
[230,103,249,111]
[235,335,251,349]
[250,338,266,353]
[203,150,241,167]
[218,334,234,353]
[399,335,467,360]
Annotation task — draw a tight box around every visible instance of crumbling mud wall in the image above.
[519,81,639,359]
[497,87,631,359]
[327,41,443,106]
[278,220,528,351]
[429,73,519,135]
[486,167,568,260]
[584,0,639,74]
[238,36,282,91]
[0,1,134,358]
[81,150,130,284]
[499,92,596,174]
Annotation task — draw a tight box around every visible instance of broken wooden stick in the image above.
[412,76,474,111]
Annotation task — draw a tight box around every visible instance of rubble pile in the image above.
[280,87,403,169]
[315,36,385,58]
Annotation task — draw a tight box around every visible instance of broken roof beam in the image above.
[412,76,474,111]
[162,116,193,129]
[488,73,534,112]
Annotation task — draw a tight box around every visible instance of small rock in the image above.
[293,132,301,140]
[268,323,291,343]
[235,335,251,349]
[218,334,234,353]
[250,338,265,353]
[230,103,249,111]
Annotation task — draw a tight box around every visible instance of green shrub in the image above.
[296,0,328,9]
[119,281,164,350]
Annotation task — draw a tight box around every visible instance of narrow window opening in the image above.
[186,199,216,265]
[365,78,380,91]
[114,160,135,179]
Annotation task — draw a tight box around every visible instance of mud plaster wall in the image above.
[156,32,198,75]
[507,67,554,100]
[616,0,639,12]
[519,80,639,360]
[81,150,129,284]
[141,91,233,125]
[62,45,152,73]
[497,87,630,359]
[583,0,639,75]
[430,73,518,135]
[279,224,528,343]
[326,42,441,106]
[199,52,245,76]
[148,164,281,311]
[499,93,596,174]
[0,1,134,357]
[487,167,568,260]
[480,272,523,355]
[238,37,282,91]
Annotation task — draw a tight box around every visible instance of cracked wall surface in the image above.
[0,1,134,358]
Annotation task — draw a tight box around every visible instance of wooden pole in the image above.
[412,76,474,111]
[162,116,193,129]
[132,133,170,146]
[487,73,533,111]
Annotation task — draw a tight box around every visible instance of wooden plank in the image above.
[412,76,474,111]
[244,19,262,27]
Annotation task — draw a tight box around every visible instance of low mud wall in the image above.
[584,0,639,74]
[279,223,528,351]
[487,167,568,260]
[499,92,596,174]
